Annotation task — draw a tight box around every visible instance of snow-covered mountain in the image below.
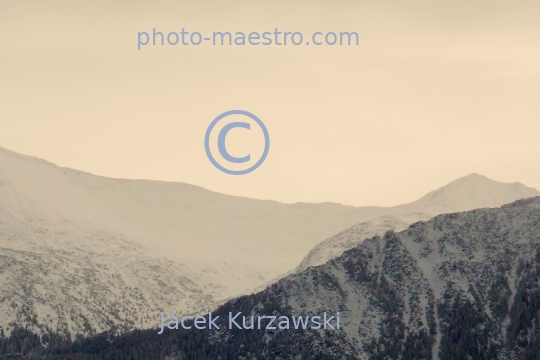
[0,146,387,336]
[394,173,540,215]
[296,213,433,272]
[1,146,538,337]
[116,197,538,360]
[296,174,540,271]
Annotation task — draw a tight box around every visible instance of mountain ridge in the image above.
[296,174,540,272]
[0,145,539,337]
[9,197,540,359]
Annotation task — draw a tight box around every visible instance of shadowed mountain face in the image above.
[237,197,540,360]
[0,146,538,337]
[27,197,540,359]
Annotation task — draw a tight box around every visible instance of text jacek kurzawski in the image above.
[158,311,340,334]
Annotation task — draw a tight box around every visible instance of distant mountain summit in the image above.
[404,173,539,215]
[297,173,540,271]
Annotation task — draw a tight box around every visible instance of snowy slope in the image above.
[297,174,540,271]
[296,213,433,272]
[1,146,538,337]
[177,197,540,359]
[0,146,387,336]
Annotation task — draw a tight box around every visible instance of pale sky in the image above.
[1,0,539,206]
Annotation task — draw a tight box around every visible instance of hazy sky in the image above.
[1,0,539,206]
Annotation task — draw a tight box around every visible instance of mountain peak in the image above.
[458,172,490,181]
[297,174,540,272]
[409,173,540,214]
